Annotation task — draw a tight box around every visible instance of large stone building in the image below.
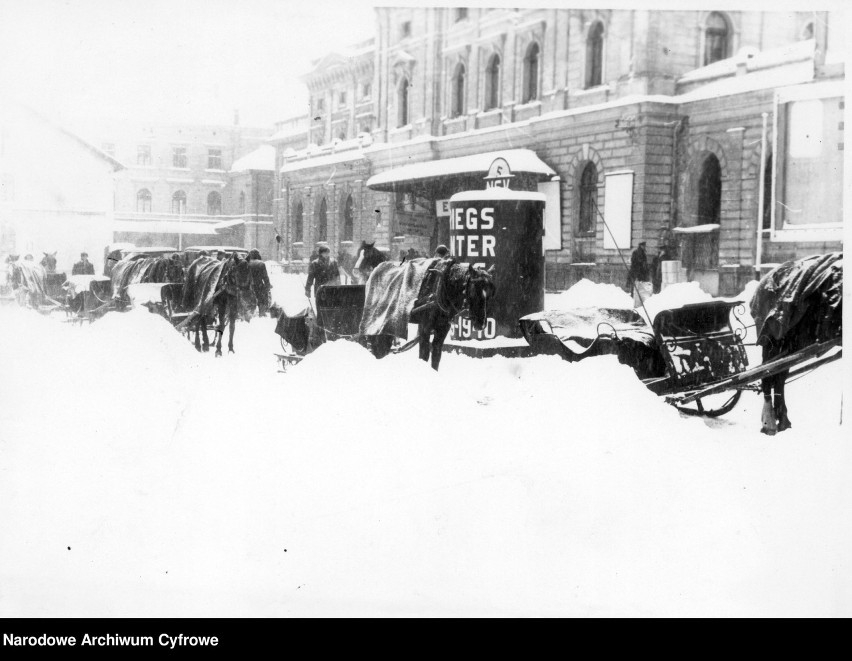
[272,8,843,296]
[0,99,123,274]
[87,119,274,253]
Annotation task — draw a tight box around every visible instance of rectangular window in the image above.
[338,91,347,108]
[401,21,411,38]
[172,146,188,168]
[773,84,844,234]
[137,145,152,166]
[361,82,371,99]
[315,97,325,112]
[207,148,223,170]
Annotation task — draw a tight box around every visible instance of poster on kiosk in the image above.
[448,158,546,339]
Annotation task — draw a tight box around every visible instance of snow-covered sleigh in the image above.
[519,299,841,417]
[274,283,368,369]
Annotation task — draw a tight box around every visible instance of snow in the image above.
[0,297,848,617]
[546,278,634,310]
[230,144,276,173]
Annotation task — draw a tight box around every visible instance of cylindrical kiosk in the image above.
[448,187,545,338]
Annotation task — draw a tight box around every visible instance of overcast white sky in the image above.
[0,0,377,130]
[0,0,841,133]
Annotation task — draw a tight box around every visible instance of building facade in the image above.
[273,8,843,295]
[89,120,274,254]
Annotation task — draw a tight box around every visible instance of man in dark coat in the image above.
[246,249,272,316]
[304,246,340,299]
[626,242,649,291]
[72,252,95,275]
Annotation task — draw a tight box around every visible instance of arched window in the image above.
[136,189,152,213]
[697,154,722,225]
[523,43,540,103]
[585,22,604,88]
[342,194,354,242]
[484,54,501,111]
[207,191,222,216]
[293,202,304,242]
[171,190,186,215]
[317,198,328,242]
[239,191,246,215]
[578,162,597,235]
[451,63,466,118]
[398,77,410,127]
[704,13,730,65]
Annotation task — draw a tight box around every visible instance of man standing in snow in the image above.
[72,252,95,275]
[304,246,340,299]
[627,241,651,306]
[246,249,272,316]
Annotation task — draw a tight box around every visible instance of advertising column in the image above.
[448,187,545,338]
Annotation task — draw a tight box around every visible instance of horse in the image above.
[9,259,48,309]
[353,241,387,284]
[109,255,185,303]
[358,257,496,370]
[178,254,252,356]
[749,252,843,435]
[411,260,496,370]
[40,252,58,273]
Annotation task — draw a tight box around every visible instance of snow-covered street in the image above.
[0,291,848,617]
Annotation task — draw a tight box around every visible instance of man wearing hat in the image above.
[72,252,95,275]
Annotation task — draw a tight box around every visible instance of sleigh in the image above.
[520,299,842,417]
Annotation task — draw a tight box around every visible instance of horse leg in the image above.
[430,321,451,371]
[227,302,237,354]
[775,371,791,432]
[214,300,227,357]
[201,317,211,352]
[418,324,431,363]
[760,375,777,436]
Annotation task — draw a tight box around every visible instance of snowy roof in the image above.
[230,145,275,173]
[114,220,218,236]
[450,189,547,203]
[367,149,555,191]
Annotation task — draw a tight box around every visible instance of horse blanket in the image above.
[750,252,843,345]
[181,257,227,320]
[14,261,47,301]
[358,257,438,338]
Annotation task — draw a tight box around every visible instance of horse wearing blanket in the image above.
[359,256,495,370]
[749,252,843,435]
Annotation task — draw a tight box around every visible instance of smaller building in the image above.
[0,99,123,274]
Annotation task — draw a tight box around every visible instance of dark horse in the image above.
[40,252,58,273]
[353,241,387,284]
[412,260,496,370]
[359,257,496,370]
[179,254,252,356]
[750,253,843,435]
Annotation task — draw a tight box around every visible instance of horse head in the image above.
[465,264,496,331]
[41,252,58,273]
[223,253,252,296]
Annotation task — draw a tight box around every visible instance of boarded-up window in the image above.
[774,90,843,228]
[538,179,562,250]
[602,171,633,250]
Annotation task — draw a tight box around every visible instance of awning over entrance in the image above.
[366,149,556,191]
